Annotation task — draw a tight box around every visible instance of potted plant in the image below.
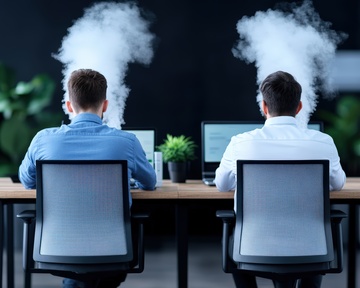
[317,95,360,176]
[157,134,197,183]
[0,62,63,178]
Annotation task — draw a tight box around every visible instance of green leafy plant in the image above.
[0,62,63,176]
[157,134,197,163]
[317,95,360,176]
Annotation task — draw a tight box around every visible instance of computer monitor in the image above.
[123,128,156,167]
[307,121,324,132]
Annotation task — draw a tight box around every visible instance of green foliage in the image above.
[0,117,32,165]
[0,65,55,119]
[0,62,63,176]
[157,134,197,163]
[317,95,360,175]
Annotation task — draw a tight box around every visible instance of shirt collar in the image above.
[264,116,299,127]
[70,113,103,125]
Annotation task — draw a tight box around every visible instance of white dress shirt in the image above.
[214,116,346,195]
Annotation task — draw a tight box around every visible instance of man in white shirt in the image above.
[214,71,346,288]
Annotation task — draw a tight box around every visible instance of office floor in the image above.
[5,236,352,288]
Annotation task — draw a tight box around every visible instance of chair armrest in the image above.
[216,210,236,273]
[129,212,150,273]
[330,209,347,223]
[131,212,150,222]
[329,209,347,273]
[16,210,36,272]
[17,210,36,224]
[216,210,235,222]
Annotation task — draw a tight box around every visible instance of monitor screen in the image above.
[201,121,264,179]
[123,128,156,167]
[203,122,264,163]
[307,121,324,132]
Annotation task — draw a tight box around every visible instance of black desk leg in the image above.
[176,203,188,288]
[347,203,357,288]
[25,270,31,288]
[6,204,14,288]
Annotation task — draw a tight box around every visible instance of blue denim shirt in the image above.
[18,113,156,204]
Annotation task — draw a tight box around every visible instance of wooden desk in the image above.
[3,177,360,199]
[0,178,359,288]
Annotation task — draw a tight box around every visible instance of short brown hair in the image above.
[67,69,107,111]
[260,71,302,116]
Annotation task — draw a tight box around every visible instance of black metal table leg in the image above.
[347,203,356,288]
[176,203,188,288]
[6,204,14,288]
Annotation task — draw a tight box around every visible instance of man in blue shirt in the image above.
[19,68,156,288]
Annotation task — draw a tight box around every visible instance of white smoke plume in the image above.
[53,1,155,128]
[232,0,347,127]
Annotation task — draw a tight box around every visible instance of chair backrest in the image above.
[34,160,132,264]
[233,160,333,265]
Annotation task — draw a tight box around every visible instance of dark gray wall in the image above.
[0,0,359,179]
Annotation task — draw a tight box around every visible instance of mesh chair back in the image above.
[34,160,132,264]
[233,160,333,265]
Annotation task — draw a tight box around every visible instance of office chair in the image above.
[216,160,346,287]
[18,160,149,288]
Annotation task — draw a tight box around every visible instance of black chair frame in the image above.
[216,159,347,283]
[17,160,150,288]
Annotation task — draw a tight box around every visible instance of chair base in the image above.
[30,262,130,282]
[237,261,331,277]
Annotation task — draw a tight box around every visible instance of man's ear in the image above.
[102,100,109,113]
[261,100,268,116]
[66,101,74,113]
[295,101,303,115]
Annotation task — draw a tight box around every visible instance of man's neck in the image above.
[72,109,102,118]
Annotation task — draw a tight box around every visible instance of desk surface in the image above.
[0,177,359,200]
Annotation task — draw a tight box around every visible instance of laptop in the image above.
[123,128,156,167]
[201,121,264,186]
[307,121,324,132]
[201,120,324,186]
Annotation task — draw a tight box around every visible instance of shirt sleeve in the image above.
[18,135,38,189]
[328,138,346,191]
[131,137,157,190]
[214,138,236,192]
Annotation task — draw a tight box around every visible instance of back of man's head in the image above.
[260,71,302,117]
[68,69,107,112]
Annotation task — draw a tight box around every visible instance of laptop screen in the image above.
[201,121,264,179]
[201,120,324,180]
[307,121,324,132]
[123,128,156,167]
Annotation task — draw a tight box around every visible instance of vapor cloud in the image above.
[53,1,155,128]
[232,0,347,126]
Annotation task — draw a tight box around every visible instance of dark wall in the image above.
[0,0,359,179]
